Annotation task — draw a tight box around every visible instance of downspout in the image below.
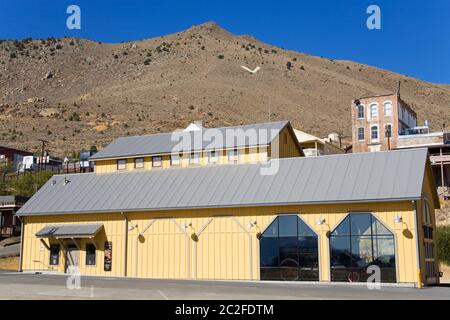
[17,216,24,272]
[412,200,422,288]
[121,212,128,277]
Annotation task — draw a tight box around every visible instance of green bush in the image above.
[437,226,450,265]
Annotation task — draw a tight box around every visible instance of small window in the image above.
[134,157,144,169]
[371,126,378,141]
[260,146,268,162]
[357,127,365,141]
[370,104,378,119]
[170,154,181,166]
[228,149,238,163]
[357,105,364,119]
[385,124,392,138]
[152,156,162,167]
[208,150,219,164]
[117,159,127,170]
[86,243,96,266]
[189,152,200,165]
[49,244,60,265]
[384,101,392,116]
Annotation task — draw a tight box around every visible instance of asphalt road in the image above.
[0,270,449,300]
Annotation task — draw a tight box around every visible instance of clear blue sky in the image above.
[1,0,449,84]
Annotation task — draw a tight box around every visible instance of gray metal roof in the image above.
[35,224,103,238]
[90,121,289,160]
[17,148,430,216]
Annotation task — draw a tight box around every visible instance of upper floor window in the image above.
[357,127,365,141]
[189,152,200,165]
[369,103,378,119]
[208,150,219,164]
[385,124,392,138]
[117,159,127,170]
[228,148,238,163]
[134,157,144,169]
[170,154,181,166]
[384,101,392,116]
[371,125,378,142]
[152,156,162,168]
[357,105,365,119]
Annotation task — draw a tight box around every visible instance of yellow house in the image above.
[17,145,439,286]
[90,121,303,173]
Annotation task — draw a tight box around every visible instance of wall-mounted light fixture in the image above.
[316,216,326,225]
[394,215,403,224]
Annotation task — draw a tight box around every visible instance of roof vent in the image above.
[63,177,70,185]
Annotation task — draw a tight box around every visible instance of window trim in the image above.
[85,243,96,266]
[357,127,365,141]
[227,148,238,163]
[383,100,393,117]
[208,150,219,164]
[370,125,379,143]
[152,156,162,168]
[369,103,379,120]
[259,213,321,281]
[116,159,127,170]
[49,244,60,266]
[329,212,398,282]
[170,153,181,166]
[134,157,144,169]
[357,104,365,119]
[189,152,200,165]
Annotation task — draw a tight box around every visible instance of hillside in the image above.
[1,21,449,156]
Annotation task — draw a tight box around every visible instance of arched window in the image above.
[260,215,319,281]
[357,105,365,119]
[357,127,365,141]
[371,125,378,142]
[384,101,392,116]
[385,124,392,138]
[369,103,378,119]
[330,213,396,283]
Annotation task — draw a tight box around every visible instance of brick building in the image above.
[351,93,417,153]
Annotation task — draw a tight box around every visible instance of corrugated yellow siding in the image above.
[21,201,424,283]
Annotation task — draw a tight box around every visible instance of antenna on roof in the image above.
[397,81,401,98]
[268,96,272,121]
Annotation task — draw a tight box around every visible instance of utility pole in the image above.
[38,139,48,172]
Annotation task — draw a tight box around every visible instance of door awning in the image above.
[35,224,103,239]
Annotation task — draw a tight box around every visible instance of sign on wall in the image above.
[104,241,112,272]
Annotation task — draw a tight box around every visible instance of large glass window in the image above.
[260,215,319,281]
[330,213,396,283]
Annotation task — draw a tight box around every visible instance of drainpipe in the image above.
[17,216,24,272]
[121,212,128,277]
[412,200,422,288]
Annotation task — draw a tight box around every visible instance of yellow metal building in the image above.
[16,122,440,286]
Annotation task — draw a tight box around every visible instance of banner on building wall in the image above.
[104,241,112,272]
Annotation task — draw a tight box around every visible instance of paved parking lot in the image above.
[0,270,449,300]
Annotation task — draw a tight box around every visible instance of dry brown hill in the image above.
[1,21,449,157]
